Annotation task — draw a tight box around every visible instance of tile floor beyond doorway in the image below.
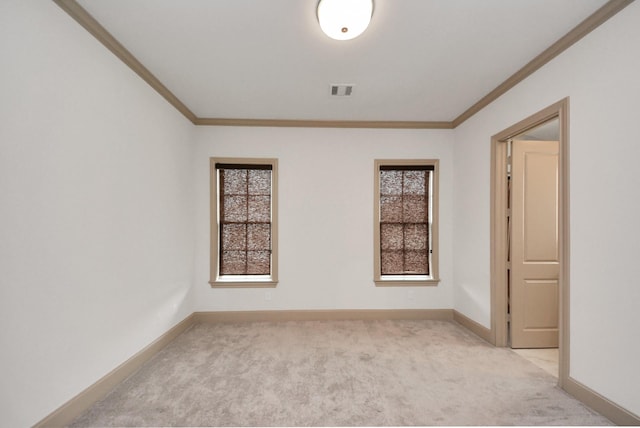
[512,348,559,377]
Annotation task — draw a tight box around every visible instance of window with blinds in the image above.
[374,160,439,285]
[210,159,278,286]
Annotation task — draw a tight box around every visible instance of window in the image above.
[210,158,278,287]
[374,160,439,285]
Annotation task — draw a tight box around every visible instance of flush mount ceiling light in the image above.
[317,0,373,41]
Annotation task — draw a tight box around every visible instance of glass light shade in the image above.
[317,0,373,41]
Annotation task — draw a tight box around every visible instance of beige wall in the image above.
[193,126,454,312]
[0,2,195,426]
[453,0,640,415]
[2,0,639,425]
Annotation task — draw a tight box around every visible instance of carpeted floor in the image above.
[70,319,611,426]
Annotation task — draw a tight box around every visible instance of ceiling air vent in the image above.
[330,84,354,96]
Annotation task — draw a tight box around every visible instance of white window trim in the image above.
[373,159,440,287]
[209,158,279,288]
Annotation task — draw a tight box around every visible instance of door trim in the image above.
[490,98,570,386]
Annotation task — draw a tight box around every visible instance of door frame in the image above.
[490,98,570,386]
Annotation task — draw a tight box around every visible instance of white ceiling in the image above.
[75,0,608,123]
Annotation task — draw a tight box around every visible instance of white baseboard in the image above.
[563,376,640,425]
[453,310,493,344]
[34,313,197,427]
[33,308,638,427]
[194,308,454,323]
[34,309,453,426]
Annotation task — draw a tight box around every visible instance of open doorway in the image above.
[490,98,569,386]
[509,120,560,350]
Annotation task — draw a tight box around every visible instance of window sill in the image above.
[210,278,278,288]
[374,278,440,287]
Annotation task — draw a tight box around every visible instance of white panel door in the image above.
[510,140,559,349]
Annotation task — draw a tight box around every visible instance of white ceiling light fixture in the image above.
[317,0,373,41]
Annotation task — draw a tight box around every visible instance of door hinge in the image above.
[506,139,513,176]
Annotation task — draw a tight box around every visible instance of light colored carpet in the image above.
[71,320,611,426]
